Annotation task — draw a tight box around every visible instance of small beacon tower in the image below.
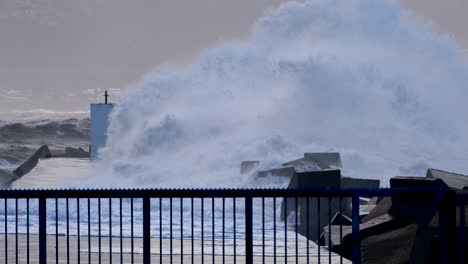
[90,91,114,159]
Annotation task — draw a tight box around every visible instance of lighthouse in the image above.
[90,91,114,159]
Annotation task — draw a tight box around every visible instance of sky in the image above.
[0,0,467,113]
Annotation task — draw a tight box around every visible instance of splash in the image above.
[91,0,468,188]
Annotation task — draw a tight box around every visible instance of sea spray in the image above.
[89,0,468,188]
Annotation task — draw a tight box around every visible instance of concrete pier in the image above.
[0,234,350,263]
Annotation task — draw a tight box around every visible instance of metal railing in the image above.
[0,188,463,264]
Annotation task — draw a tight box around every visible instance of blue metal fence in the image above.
[0,188,464,263]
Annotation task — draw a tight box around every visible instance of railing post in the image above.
[143,197,151,264]
[245,195,253,264]
[351,193,361,264]
[438,190,456,264]
[39,198,47,264]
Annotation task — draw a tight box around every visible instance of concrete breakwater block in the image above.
[361,223,419,264]
[52,147,90,158]
[255,166,296,178]
[426,168,468,189]
[323,214,400,259]
[240,161,260,174]
[281,169,341,241]
[304,152,342,168]
[0,169,17,188]
[389,176,442,225]
[13,145,51,177]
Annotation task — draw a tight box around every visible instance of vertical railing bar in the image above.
[131,198,134,264]
[460,205,465,264]
[351,194,361,264]
[273,197,276,264]
[5,198,7,264]
[15,199,18,264]
[159,198,162,264]
[306,197,310,264]
[295,197,298,264]
[78,198,81,264]
[317,197,320,264]
[120,198,123,264]
[143,197,151,264]
[15,198,18,264]
[170,197,173,264]
[340,197,343,264]
[201,198,204,264]
[245,195,253,264]
[39,197,47,264]
[262,197,265,264]
[55,198,58,264]
[66,198,70,264]
[222,197,225,264]
[180,198,184,264]
[109,198,112,264]
[233,198,236,264]
[191,198,194,264]
[212,197,215,264]
[87,198,91,264]
[98,198,101,264]
[284,196,287,264]
[328,197,332,263]
[27,198,30,264]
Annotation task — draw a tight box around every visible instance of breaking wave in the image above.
[92,0,468,188]
[0,118,90,140]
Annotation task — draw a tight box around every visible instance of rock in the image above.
[240,161,260,174]
[282,169,341,241]
[304,152,342,168]
[361,224,419,264]
[13,145,51,177]
[255,166,296,178]
[426,168,468,189]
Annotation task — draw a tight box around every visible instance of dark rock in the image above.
[13,145,51,177]
[240,161,260,174]
[282,169,341,241]
[304,152,342,168]
[255,166,296,178]
[360,223,419,264]
[426,168,468,189]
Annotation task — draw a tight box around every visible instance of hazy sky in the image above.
[0,0,467,112]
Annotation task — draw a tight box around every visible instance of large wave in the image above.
[93,0,468,188]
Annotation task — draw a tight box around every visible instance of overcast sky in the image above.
[0,0,467,111]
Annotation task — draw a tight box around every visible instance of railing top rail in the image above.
[0,187,446,199]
